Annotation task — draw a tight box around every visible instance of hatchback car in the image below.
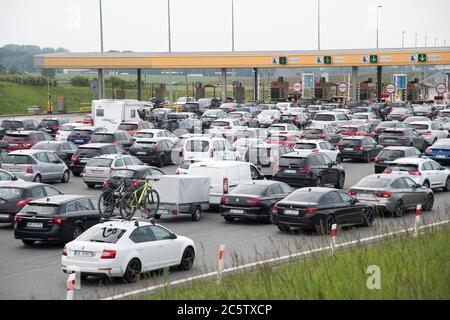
[220,180,293,223]
[294,140,341,163]
[387,108,414,122]
[134,129,179,145]
[31,141,78,165]
[348,174,434,217]
[90,131,135,151]
[14,195,101,245]
[273,187,375,234]
[273,151,345,188]
[300,127,341,145]
[70,143,126,176]
[0,182,63,223]
[378,128,427,151]
[0,119,39,139]
[61,220,195,282]
[374,146,422,173]
[349,113,381,130]
[424,138,450,164]
[201,109,227,131]
[129,139,175,167]
[246,143,293,167]
[38,118,69,136]
[55,123,90,142]
[2,131,53,151]
[67,126,108,145]
[337,136,383,162]
[371,121,406,141]
[1,150,70,183]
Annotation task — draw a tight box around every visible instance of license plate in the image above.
[285,170,296,174]
[74,251,94,257]
[0,214,9,219]
[284,210,298,216]
[158,209,169,214]
[344,148,353,151]
[92,170,104,174]
[9,143,18,146]
[137,152,147,155]
[79,159,88,163]
[230,209,244,214]
[27,222,43,228]
[75,140,84,143]
[357,193,376,200]
[436,155,446,159]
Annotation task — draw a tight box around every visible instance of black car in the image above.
[129,139,175,167]
[220,180,293,223]
[378,128,427,151]
[387,108,414,122]
[31,141,78,165]
[246,143,293,167]
[272,187,375,234]
[337,136,383,162]
[70,143,126,176]
[371,121,405,141]
[38,118,69,137]
[273,152,345,189]
[201,109,227,131]
[300,127,341,145]
[14,195,101,245]
[0,182,62,223]
[374,146,422,173]
[90,131,135,151]
[104,165,165,190]
[0,119,40,139]
[182,103,203,116]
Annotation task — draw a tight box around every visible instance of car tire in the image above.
[362,208,375,227]
[191,206,201,222]
[423,194,434,212]
[277,224,291,232]
[422,180,430,189]
[87,184,96,189]
[317,215,336,235]
[72,170,81,177]
[72,226,83,240]
[364,152,371,163]
[335,173,345,189]
[157,156,165,168]
[315,176,323,187]
[443,177,450,192]
[123,258,141,283]
[61,170,70,183]
[22,239,35,246]
[33,174,42,183]
[153,214,161,219]
[179,247,195,271]
[224,216,235,222]
[393,200,405,218]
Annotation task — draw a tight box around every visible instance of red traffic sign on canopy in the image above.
[293,82,302,92]
[385,83,396,94]
[338,83,348,93]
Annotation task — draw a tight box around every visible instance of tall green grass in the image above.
[148,226,450,300]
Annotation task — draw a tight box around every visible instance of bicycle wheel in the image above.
[120,193,138,220]
[98,191,115,218]
[143,189,160,218]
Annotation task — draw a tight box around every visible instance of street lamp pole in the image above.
[376,6,382,49]
[318,0,321,50]
[425,35,428,47]
[99,0,105,99]
[168,0,173,102]
[231,0,235,52]
[402,31,406,48]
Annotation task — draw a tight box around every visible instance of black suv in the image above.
[0,119,39,139]
[90,131,135,151]
[70,143,126,176]
[129,139,175,167]
[38,118,69,137]
[337,136,384,162]
[273,152,345,188]
[374,146,422,173]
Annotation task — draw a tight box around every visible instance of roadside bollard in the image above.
[216,244,226,284]
[66,272,76,300]
[330,224,337,256]
[414,204,422,238]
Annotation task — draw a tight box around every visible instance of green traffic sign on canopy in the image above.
[418,54,427,62]
[324,56,332,64]
[370,55,378,63]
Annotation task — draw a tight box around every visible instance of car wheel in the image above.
[224,216,235,222]
[72,170,81,177]
[179,247,195,271]
[33,174,42,183]
[191,206,201,222]
[87,184,96,189]
[315,176,323,187]
[123,258,141,283]
[443,177,450,192]
[157,156,165,168]
[364,152,371,163]
[22,239,35,246]
[153,214,161,219]
[277,224,291,232]
[393,200,405,218]
[319,215,336,235]
[423,194,434,212]
[422,180,430,189]
[334,173,345,189]
[61,170,70,183]
[362,208,375,227]
[72,226,83,240]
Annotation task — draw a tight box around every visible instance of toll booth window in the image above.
[96,109,104,117]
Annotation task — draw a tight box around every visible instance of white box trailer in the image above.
[151,175,210,221]
[92,99,152,131]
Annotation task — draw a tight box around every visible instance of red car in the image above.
[337,125,375,137]
[2,131,53,151]
[76,114,94,126]
[267,134,301,148]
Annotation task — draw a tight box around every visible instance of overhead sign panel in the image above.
[302,73,314,89]
[393,74,407,90]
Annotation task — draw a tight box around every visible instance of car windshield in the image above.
[72,129,93,136]
[283,190,322,203]
[135,132,154,139]
[111,169,136,179]
[118,124,138,131]
[91,134,114,143]
[295,143,317,150]
[76,226,127,244]
[355,177,392,188]
[3,155,33,164]
[314,114,335,121]
[3,134,30,141]
[279,156,307,167]
[1,121,23,129]
[231,184,267,195]
[40,120,58,127]
[408,124,429,130]
[0,187,23,199]
[21,203,59,215]
[88,158,113,168]
[186,140,209,152]
[75,148,101,158]
[378,150,406,159]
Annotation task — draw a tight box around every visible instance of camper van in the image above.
[92,100,152,132]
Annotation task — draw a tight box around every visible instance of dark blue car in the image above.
[424,139,450,163]
[67,126,107,145]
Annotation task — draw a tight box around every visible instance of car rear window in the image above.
[382,130,405,136]
[118,124,138,131]
[295,143,317,150]
[40,120,58,127]
[378,122,397,128]
[408,124,429,130]
[76,226,127,244]
[1,121,23,129]
[72,129,93,136]
[389,164,419,172]
[283,190,322,203]
[354,176,392,188]
[340,139,362,146]
[186,140,210,152]
[87,158,113,167]
[303,129,323,134]
[0,187,24,199]
[212,121,230,127]
[314,114,335,121]
[378,150,406,159]
[3,134,30,141]
[75,148,101,158]
[111,169,136,179]
[231,184,267,196]
[21,203,59,215]
[91,134,114,143]
[279,156,307,167]
[3,155,34,164]
[135,132,154,139]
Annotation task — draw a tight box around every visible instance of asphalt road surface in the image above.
[1,161,449,300]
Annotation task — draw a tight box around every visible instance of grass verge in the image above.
[148,225,450,300]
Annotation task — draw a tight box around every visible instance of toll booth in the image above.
[195,82,205,100]
[314,78,337,100]
[407,78,427,101]
[271,77,290,100]
[233,81,245,103]
[360,78,377,100]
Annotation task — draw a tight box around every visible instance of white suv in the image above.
[407,121,449,145]
[311,112,351,128]
[385,157,450,191]
[294,139,341,163]
[182,137,238,161]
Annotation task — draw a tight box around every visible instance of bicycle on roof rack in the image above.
[119,177,161,220]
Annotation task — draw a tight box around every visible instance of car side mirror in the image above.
[170,233,178,240]
[12,175,18,181]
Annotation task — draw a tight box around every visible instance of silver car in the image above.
[1,150,70,183]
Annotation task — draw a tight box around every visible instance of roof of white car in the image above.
[64,122,89,127]
[409,121,433,125]
[89,154,127,160]
[136,129,167,133]
[92,220,162,231]
[296,139,326,144]
[391,157,430,164]
[383,146,418,150]
[191,160,250,168]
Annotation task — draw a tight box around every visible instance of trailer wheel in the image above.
[191,205,201,222]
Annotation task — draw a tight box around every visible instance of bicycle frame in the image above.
[127,182,152,208]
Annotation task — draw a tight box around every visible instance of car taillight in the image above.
[103,180,110,188]
[14,216,23,222]
[62,247,67,256]
[408,170,422,176]
[221,197,230,204]
[399,137,407,140]
[375,191,392,198]
[425,148,432,153]
[422,131,431,135]
[224,126,232,129]
[300,134,306,138]
[223,178,229,194]
[298,167,312,174]
[26,166,33,174]
[273,204,282,213]
[246,198,262,206]
[71,155,78,162]
[311,149,319,153]
[49,217,66,224]
[22,143,31,147]
[131,179,142,189]
[101,250,116,259]
[383,168,392,174]
[175,168,180,175]
[317,134,326,138]
[347,191,357,196]
[303,208,317,215]
[355,146,365,151]
[16,199,31,207]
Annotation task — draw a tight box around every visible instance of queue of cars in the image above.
[0,99,450,283]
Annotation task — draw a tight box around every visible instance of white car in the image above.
[55,123,90,141]
[311,112,351,128]
[62,220,196,282]
[256,110,282,128]
[233,138,264,161]
[293,139,341,163]
[208,119,247,138]
[227,112,253,126]
[275,102,295,114]
[350,112,381,130]
[385,157,450,190]
[182,137,237,161]
[407,121,449,145]
[0,169,24,185]
[268,123,302,137]
[134,129,179,145]
[176,97,193,105]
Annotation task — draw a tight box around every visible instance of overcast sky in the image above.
[1,0,449,52]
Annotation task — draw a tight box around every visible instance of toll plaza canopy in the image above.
[35,48,450,69]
